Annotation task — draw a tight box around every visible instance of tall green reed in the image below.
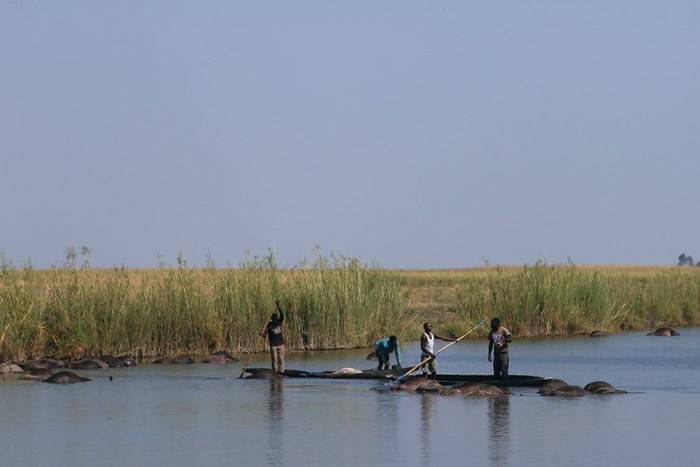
[0,255,405,361]
[456,262,700,336]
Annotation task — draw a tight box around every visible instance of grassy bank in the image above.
[427,264,700,337]
[0,256,404,361]
[2,260,699,361]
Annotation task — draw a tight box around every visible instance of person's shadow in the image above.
[487,396,510,467]
[266,377,284,467]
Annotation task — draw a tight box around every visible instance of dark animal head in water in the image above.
[43,371,91,384]
[646,327,680,336]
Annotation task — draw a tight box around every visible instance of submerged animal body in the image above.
[43,371,91,384]
[395,377,444,393]
[538,379,569,396]
[20,358,68,371]
[202,351,237,364]
[70,358,109,369]
[1,363,24,374]
[543,384,586,397]
[98,355,137,367]
[440,383,510,397]
[115,356,137,367]
[591,386,627,394]
[646,327,680,336]
[584,381,627,394]
[589,330,609,337]
[584,381,614,392]
[19,368,53,381]
[153,356,195,365]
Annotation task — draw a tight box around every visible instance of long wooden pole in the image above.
[394,318,486,383]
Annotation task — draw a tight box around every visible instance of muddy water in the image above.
[2,329,699,467]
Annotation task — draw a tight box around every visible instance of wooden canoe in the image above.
[242,368,547,387]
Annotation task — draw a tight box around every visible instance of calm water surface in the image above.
[2,329,699,467]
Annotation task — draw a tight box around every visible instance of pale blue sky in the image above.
[1,1,698,268]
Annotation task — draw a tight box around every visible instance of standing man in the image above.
[420,322,454,376]
[374,335,401,370]
[262,300,285,373]
[487,317,512,378]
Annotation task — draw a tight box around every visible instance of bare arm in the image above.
[434,334,456,342]
[503,328,512,343]
[276,300,284,323]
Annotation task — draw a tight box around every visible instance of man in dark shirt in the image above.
[262,300,285,373]
[487,317,512,378]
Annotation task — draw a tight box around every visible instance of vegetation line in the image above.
[1,257,699,361]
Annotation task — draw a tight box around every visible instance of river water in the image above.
[2,328,699,467]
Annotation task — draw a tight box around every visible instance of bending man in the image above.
[374,335,401,370]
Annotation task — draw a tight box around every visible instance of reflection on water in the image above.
[1,328,700,467]
[420,394,435,466]
[487,396,510,467]
[374,386,400,453]
[266,378,284,467]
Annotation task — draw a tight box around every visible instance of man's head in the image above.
[271,313,279,323]
[423,322,432,333]
[491,317,501,330]
[389,335,398,346]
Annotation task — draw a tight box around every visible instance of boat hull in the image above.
[242,368,547,387]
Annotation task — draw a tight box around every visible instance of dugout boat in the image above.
[241,367,547,387]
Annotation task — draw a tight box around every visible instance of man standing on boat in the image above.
[374,335,401,370]
[420,322,455,376]
[487,317,512,378]
[262,300,285,373]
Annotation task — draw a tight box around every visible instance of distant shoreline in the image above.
[1,262,698,361]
